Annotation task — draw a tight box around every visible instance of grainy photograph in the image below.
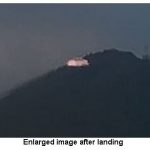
[0,4,150,137]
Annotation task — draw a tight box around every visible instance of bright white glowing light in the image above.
[67,57,89,67]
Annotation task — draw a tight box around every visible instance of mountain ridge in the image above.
[0,48,150,137]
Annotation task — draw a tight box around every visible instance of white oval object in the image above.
[67,57,89,67]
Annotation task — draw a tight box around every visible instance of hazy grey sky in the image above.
[0,4,150,94]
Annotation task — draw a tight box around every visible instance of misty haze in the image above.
[0,4,150,94]
[0,4,150,137]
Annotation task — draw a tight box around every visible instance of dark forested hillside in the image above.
[0,49,150,137]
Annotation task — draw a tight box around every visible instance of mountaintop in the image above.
[0,48,150,137]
